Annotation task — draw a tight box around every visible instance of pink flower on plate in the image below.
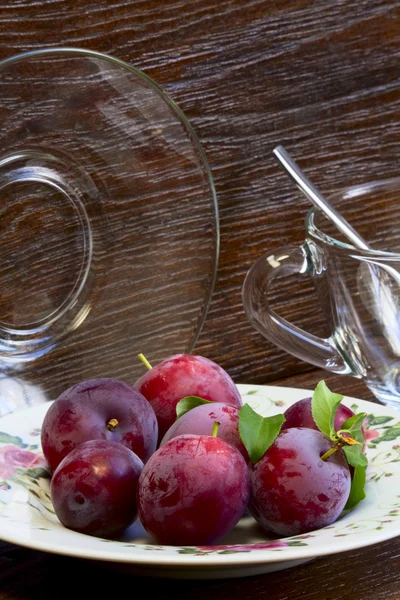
[0,444,46,479]
[360,422,380,451]
[196,541,288,552]
[363,428,380,442]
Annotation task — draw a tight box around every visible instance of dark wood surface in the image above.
[0,1,400,598]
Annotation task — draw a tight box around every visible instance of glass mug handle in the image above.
[242,244,350,374]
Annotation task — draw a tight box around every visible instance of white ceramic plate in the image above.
[0,384,399,579]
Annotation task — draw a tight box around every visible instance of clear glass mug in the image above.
[242,178,400,409]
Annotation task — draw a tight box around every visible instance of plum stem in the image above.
[321,431,362,461]
[107,418,119,431]
[138,353,152,370]
[212,421,221,437]
[320,443,341,461]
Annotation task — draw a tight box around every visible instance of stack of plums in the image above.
[41,354,366,544]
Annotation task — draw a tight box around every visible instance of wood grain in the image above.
[1,536,400,600]
[0,1,399,598]
[0,0,400,387]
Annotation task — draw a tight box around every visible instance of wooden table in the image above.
[0,0,400,597]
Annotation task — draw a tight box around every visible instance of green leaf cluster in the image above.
[312,381,368,509]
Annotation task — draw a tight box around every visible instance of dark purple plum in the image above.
[249,427,351,536]
[135,354,243,443]
[137,433,250,545]
[51,439,143,538]
[160,402,248,460]
[41,378,158,472]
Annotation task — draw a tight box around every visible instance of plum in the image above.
[249,427,351,536]
[160,402,248,460]
[137,433,250,545]
[134,354,242,442]
[51,439,143,538]
[281,397,355,432]
[41,378,158,472]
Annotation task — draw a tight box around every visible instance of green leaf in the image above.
[175,396,213,419]
[23,467,51,480]
[238,403,285,464]
[370,427,400,444]
[339,412,366,445]
[311,380,343,439]
[287,541,308,547]
[340,413,366,435]
[365,415,393,427]
[343,444,368,468]
[344,465,367,510]
[0,432,28,448]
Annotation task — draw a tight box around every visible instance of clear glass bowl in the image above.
[0,48,219,412]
